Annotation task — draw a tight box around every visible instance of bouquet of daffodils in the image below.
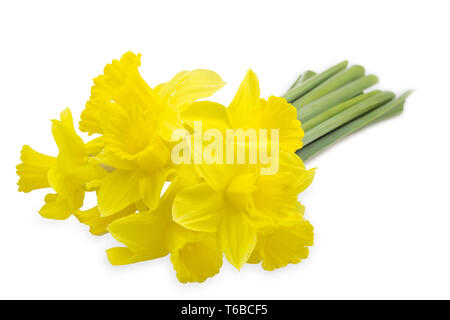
[17,52,409,283]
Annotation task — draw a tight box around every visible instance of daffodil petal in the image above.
[51,109,85,162]
[247,245,263,264]
[253,173,299,218]
[219,209,256,269]
[171,235,223,283]
[85,179,102,191]
[107,213,169,260]
[225,172,258,212]
[164,70,225,111]
[157,107,184,142]
[72,164,107,185]
[253,151,309,218]
[172,182,224,232]
[194,163,236,192]
[39,193,72,220]
[277,151,315,193]
[163,221,196,252]
[227,69,260,128]
[181,101,231,132]
[226,172,258,194]
[94,149,135,171]
[147,181,199,251]
[175,164,202,189]
[74,205,136,236]
[106,247,154,266]
[97,169,141,216]
[155,71,189,101]
[278,149,306,171]
[84,137,104,156]
[47,164,85,211]
[139,169,171,212]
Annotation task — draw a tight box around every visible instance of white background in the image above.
[1,0,449,299]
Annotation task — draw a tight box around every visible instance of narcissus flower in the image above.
[17,109,106,219]
[172,150,314,270]
[80,52,225,217]
[107,165,223,283]
[181,69,304,153]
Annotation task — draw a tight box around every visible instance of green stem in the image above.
[302,91,380,132]
[283,61,348,102]
[297,91,412,161]
[376,102,404,121]
[294,65,366,109]
[287,74,303,92]
[302,91,395,146]
[299,70,316,83]
[298,75,379,122]
[285,70,316,94]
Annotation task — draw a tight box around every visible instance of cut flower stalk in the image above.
[283,61,348,102]
[284,61,412,162]
[302,91,380,132]
[297,91,412,161]
[293,65,366,109]
[298,75,379,122]
[287,70,317,92]
[302,90,395,146]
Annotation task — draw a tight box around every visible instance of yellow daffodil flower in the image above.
[107,165,223,283]
[17,109,106,219]
[172,150,315,270]
[80,52,224,217]
[181,69,304,153]
[170,70,314,271]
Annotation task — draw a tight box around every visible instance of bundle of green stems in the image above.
[283,61,411,161]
